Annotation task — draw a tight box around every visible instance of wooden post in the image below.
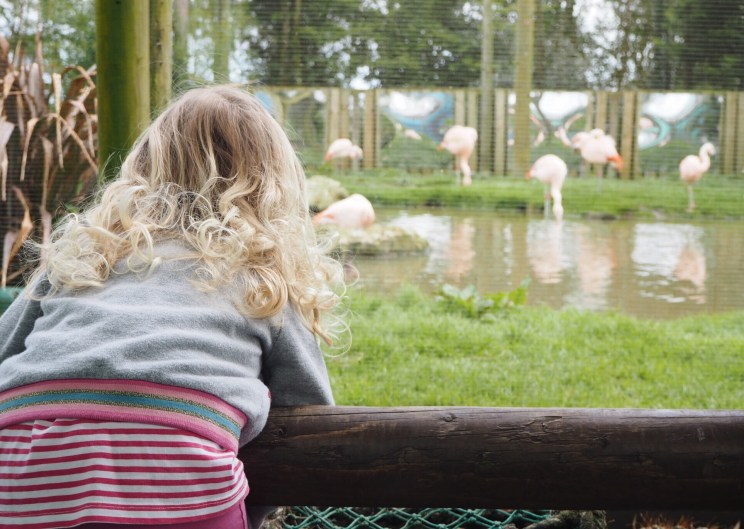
[213,0,230,82]
[620,91,636,180]
[737,92,744,174]
[351,91,362,172]
[362,90,376,170]
[494,89,508,176]
[96,0,151,178]
[513,0,535,177]
[150,0,173,114]
[172,0,188,91]
[326,88,341,149]
[583,91,594,132]
[722,92,738,175]
[467,89,479,172]
[479,0,494,174]
[339,89,350,140]
[454,89,466,126]
[242,406,744,510]
[594,90,608,132]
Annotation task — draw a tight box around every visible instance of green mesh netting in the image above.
[275,507,555,529]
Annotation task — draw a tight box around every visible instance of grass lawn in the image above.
[317,171,744,409]
[323,169,744,220]
[325,285,744,409]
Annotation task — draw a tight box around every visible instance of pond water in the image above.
[351,208,744,319]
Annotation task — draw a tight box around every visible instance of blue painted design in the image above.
[1,391,241,438]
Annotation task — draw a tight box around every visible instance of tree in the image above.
[349,1,485,88]
[533,0,590,90]
[244,0,360,86]
[665,0,744,90]
[0,0,95,76]
[584,0,657,89]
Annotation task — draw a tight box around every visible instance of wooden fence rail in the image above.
[240,406,744,510]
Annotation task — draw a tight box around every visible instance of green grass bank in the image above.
[323,170,744,220]
[326,286,744,409]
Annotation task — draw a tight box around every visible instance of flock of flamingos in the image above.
[315,126,717,228]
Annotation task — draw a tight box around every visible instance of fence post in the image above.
[362,89,377,170]
[737,92,744,174]
[513,0,535,177]
[454,89,466,126]
[594,90,608,132]
[351,91,362,173]
[467,89,479,172]
[620,91,637,180]
[326,88,341,150]
[722,92,738,175]
[95,0,150,178]
[494,89,508,176]
[479,0,494,175]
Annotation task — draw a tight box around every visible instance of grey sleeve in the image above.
[262,306,334,407]
[0,287,43,366]
[250,308,334,529]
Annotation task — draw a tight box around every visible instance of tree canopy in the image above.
[0,0,742,90]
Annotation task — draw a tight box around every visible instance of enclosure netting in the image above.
[1,1,743,527]
[273,507,554,529]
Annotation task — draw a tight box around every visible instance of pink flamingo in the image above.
[312,193,375,229]
[526,154,568,221]
[571,129,623,191]
[438,125,478,186]
[325,138,363,162]
[679,142,715,212]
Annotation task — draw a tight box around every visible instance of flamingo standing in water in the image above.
[325,138,363,162]
[312,193,375,229]
[571,129,623,191]
[679,142,715,212]
[438,125,478,186]
[526,154,568,221]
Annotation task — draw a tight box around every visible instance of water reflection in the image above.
[632,223,707,305]
[571,224,617,311]
[352,208,742,319]
[526,220,567,285]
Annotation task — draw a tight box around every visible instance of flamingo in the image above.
[679,142,715,212]
[312,193,375,229]
[571,128,623,191]
[438,125,478,186]
[526,154,568,221]
[324,138,363,162]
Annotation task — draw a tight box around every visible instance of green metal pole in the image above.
[479,0,494,175]
[172,0,189,92]
[150,0,173,114]
[514,0,535,177]
[96,0,151,179]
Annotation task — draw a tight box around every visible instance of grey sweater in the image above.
[0,242,334,448]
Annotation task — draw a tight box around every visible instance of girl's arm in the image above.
[250,306,335,529]
[261,305,335,408]
[0,287,43,364]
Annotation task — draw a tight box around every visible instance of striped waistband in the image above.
[0,379,247,452]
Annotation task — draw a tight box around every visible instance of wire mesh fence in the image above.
[0,2,743,525]
[271,507,554,529]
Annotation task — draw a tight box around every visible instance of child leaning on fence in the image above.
[0,85,345,529]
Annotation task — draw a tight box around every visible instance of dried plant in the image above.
[0,33,98,287]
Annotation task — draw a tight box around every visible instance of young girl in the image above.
[0,85,344,529]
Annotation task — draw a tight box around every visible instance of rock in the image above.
[325,224,429,257]
[307,175,348,212]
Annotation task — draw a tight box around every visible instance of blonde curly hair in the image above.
[33,85,345,344]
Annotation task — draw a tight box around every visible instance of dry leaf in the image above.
[1,187,33,288]
[19,117,40,182]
